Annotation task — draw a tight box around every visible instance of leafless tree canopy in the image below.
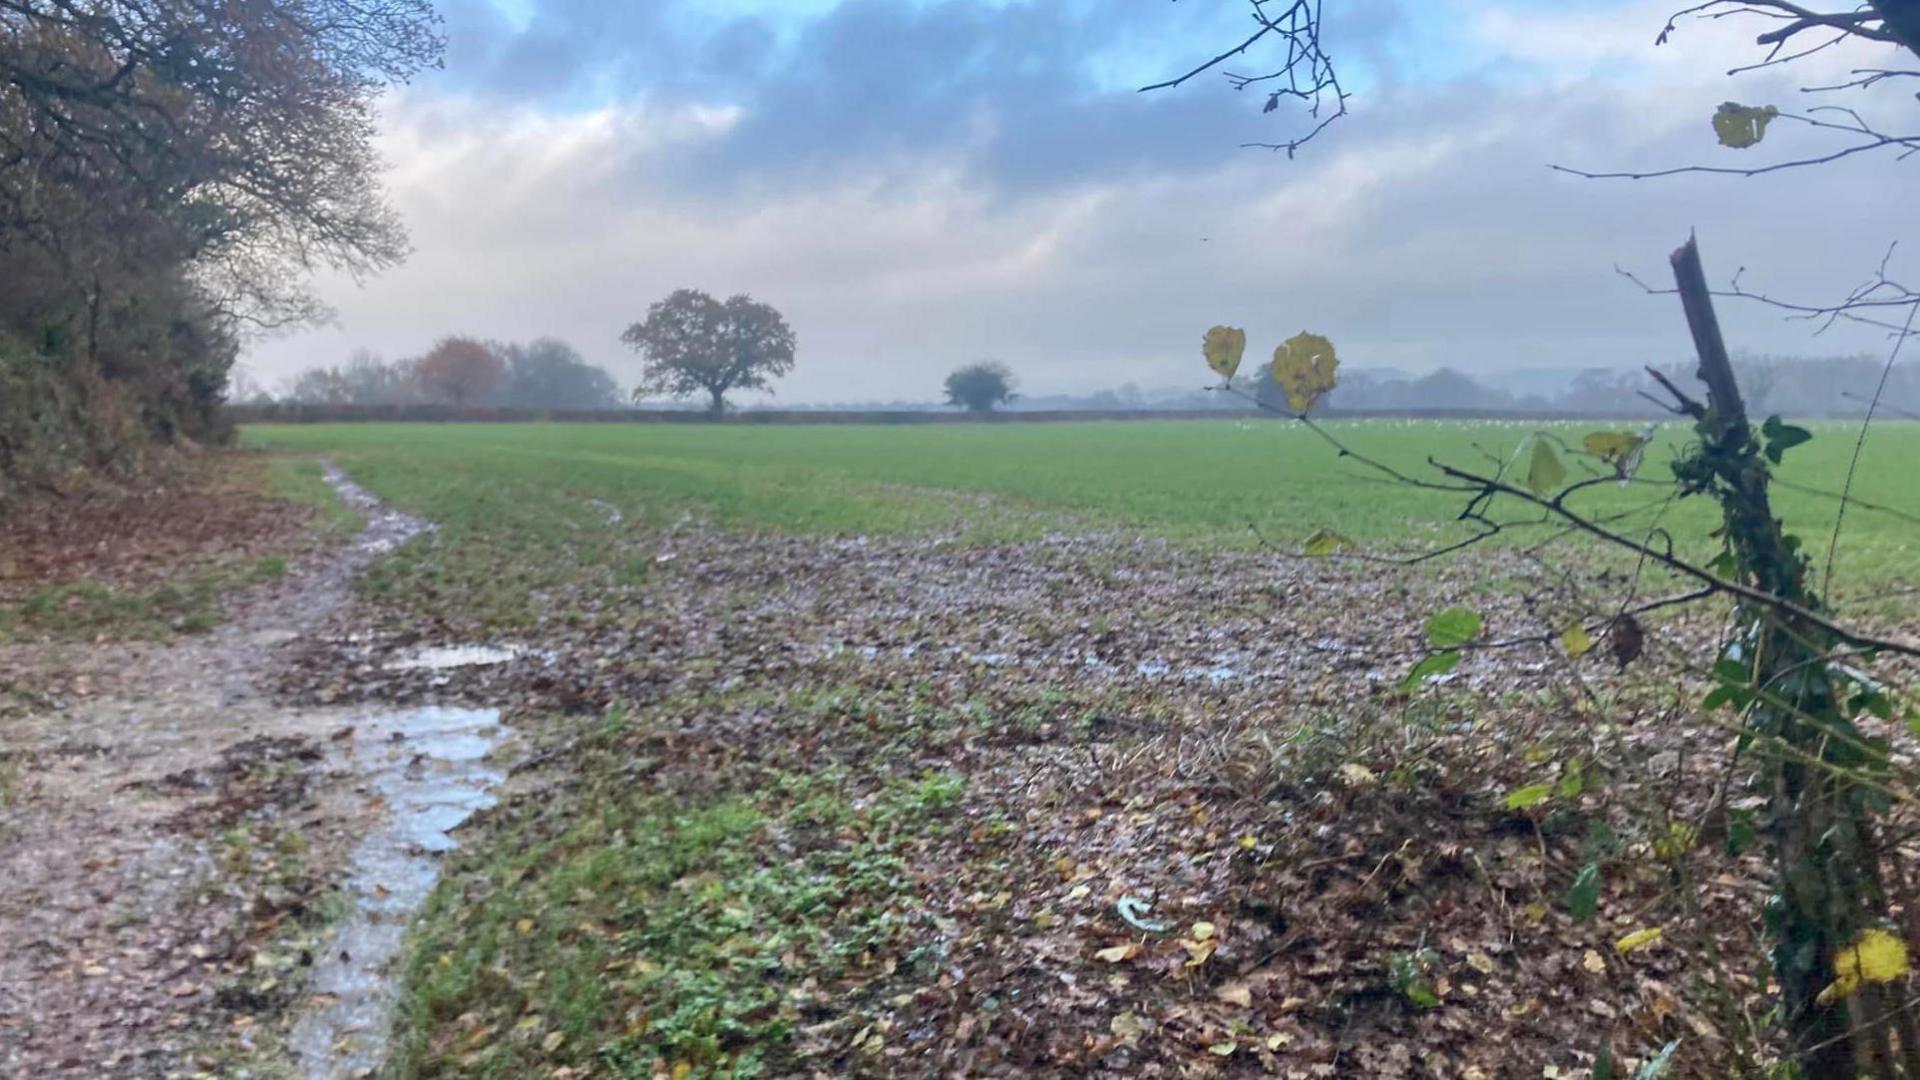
[0,0,441,494]
[1140,0,1346,155]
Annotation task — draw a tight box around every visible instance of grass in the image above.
[245,418,1920,597]
[391,706,968,1078]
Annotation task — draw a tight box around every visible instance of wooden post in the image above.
[1667,235,1904,1075]
[1669,236,1746,431]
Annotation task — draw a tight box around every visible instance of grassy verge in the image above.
[391,706,968,1078]
[0,452,352,641]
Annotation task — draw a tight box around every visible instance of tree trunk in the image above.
[708,386,726,414]
[1670,237,1889,1075]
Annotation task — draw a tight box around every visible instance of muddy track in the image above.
[0,466,503,1078]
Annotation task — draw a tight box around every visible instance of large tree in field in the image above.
[943,361,1016,412]
[413,337,505,406]
[621,289,796,413]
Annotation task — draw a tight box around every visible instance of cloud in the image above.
[246,0,1915,402]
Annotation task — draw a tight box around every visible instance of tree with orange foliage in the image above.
[413,337,506,406]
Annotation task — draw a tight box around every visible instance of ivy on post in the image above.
[1665,235,1912,1076]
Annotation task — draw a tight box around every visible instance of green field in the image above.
[245,418,1919,593]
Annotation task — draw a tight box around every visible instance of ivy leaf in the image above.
[1302,528,1358,557]
[1726,810,1756,856]
[1505,783,1553,810]
[1270,331,1339,414]
[1203,326,1247,381]
[1567,861,1601,922]
[1712,102,1779,148]
[1400,650,1460,691]
[1561,625,1593,658]
[1761,414,1813,465]
[1425,607,1483,649]
[1525,437,1567,499]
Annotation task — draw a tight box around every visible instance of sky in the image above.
[244,0,1916,403]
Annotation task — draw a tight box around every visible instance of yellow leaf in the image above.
[1561,625,1593,658]
[1215,980,1253,1007]
[1266,1032,1291,1051]
[1582,949,1606,974]
[1066,883,1092,901]
[1337,762,1377,787]
[1191,921,1217,942]
[515,918,534,935]
[1238,834,1259,850]
[1524,436,1567,498]
[1615,927,1664,954]
[1109,1011,1144,1044]
[1270,331,1339,414]
[1582,431,1644,462]
[1466,951,1495,975]
[671,1062,693,1080]
[1095,942,1141,964]
[542,1030,565,1053]
[1203,326,1248,381]
[1522,902,1548,923]
[1184,938,1217,967]
[1653,821,1697,860]
[1208,1041,1237,1056]
[1824,927,1911,1006]
[1302,528,1358,557]
[1712,102,1779,148]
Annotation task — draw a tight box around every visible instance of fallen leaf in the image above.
[1615,927,1664,954]
[1094,943,1141,964]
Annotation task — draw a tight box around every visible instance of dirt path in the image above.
[0,467,497,1077]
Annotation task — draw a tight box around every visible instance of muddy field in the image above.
[1,448,1915,1078]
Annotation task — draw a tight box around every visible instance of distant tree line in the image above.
[753,354,1911,418]
[278,338,625,409]
[1292,354,1918,418]
[0,0,440,500]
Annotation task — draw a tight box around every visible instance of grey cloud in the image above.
[246,2,1910,405]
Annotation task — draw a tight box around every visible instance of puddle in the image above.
[384,644,522,672]
[321,463,431,557]
[288,706,507,1079]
